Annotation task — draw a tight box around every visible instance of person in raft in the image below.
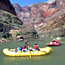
[56,40,61,44]
[52,38,56,42]
[24,42,28,49]
[33,43,40,51]
[52,38,61,44]
[15,47,22,52]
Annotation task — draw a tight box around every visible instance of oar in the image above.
[30,51,32,58]
[61,42,65,43]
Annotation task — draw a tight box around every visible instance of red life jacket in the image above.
[22,46,25,49]
[33,45,38,49]
[15,49,17,52]
[56,40,59,42]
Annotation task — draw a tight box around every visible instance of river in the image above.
[0,37,65,65]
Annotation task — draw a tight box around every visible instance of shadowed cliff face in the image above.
[0,9,23,38]
[0,0,16,15]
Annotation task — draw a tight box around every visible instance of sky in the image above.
[10,0,49,7]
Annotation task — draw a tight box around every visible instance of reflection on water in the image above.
[4,55,50,61]
[3,54,52,65]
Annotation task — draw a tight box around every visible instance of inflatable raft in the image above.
[3,47,51,57]
[47,42,61,46]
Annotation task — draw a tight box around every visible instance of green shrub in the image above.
[16,32,20,36]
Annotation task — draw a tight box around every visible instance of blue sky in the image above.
[10,0,48,7]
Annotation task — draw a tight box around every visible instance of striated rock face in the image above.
[35,9,65,37]
[32,0,65,37]
[12,4,31,25]
[13,4,31,12]
[12,4,22,13]
[0,0,16,15]
[0,0,38,39]
[13,0,65,37]
[31,0,65,18]
[0,9,23,38]
[13,0,65,24]
[31,3,56,18]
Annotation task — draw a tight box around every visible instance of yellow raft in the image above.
[3,47,51,57]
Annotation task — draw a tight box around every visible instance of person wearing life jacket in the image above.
[33,43,40,51]
[52,38,56,42]
[22,46,26,52]
[24,42,28,49]
[50,41,53,45]
[22,42,28,52]
[15,47,22,52]
[22,46,25,50]
[56,40,60,44]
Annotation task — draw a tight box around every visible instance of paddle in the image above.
[30,51,31,58]
[28,46,32,58]
[61,42,65,43]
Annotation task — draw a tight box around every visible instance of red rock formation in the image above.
[13,0,65,26]
[43,8,56,17]
[31,4,56,18]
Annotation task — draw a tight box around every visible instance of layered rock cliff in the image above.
[0,9,23,38]
[0,0,24,38]
[32,0,65,37]
[13,0,65,37]
[12,4,31,25]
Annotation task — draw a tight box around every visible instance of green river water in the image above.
[0,37,65,65]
